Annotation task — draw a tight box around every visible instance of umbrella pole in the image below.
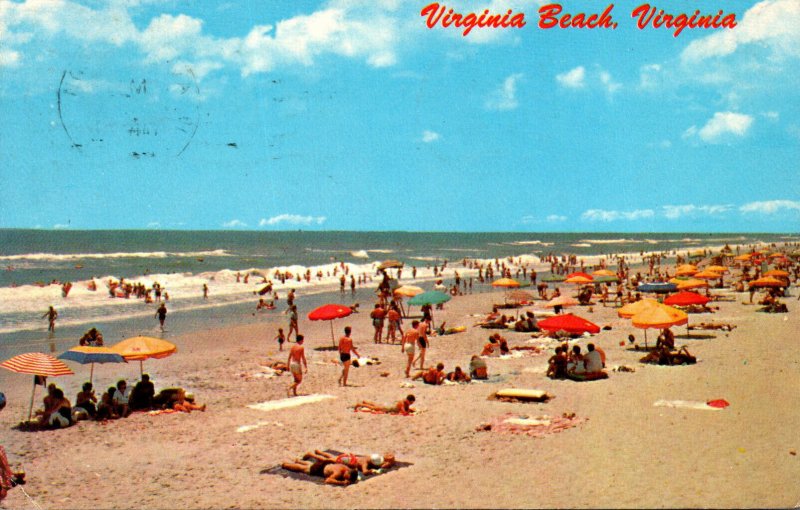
[90,363,95,385]
[644,329,648,350]
[28,378,37,422]
[140,360,143,377]
[330,321,335,348]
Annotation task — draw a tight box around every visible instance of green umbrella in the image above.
[408,291,451,306]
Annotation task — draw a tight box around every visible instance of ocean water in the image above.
[0,229,794,356]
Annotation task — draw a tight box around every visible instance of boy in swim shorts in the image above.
[287,335,307,397]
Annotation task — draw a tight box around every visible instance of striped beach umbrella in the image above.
[1,353,74,420]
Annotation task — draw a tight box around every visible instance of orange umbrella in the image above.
[631,304,688,349]
[675,264,698,276]
[544,295,579,309]
[591,269,615,277]
[734,253,754,261]
[693,270,722,280]
[706,265,729,273]
[763,269,789,278]
[2,353,74,420]
[670,278,710,290]
[491,278,521,288]
[110,336,177,375]
[749,276,786,288]
[564,275,593,284]
[617,298,660,319]
[393,285,424,297]
[566,272,593,280]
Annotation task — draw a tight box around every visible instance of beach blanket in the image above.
[489,388,552,403]
[248,394,335,412]
[262,450,412,486]
[236,420,284,433]
[477,413,586,437]
[653,399,730,411]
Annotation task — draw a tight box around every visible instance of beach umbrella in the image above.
[591,269,616,277]
[675,264,698,276]
[308,304,353,347]
[763,269,789,278]
[693,270,723,280]
[617,298,660,319]
[670,278,709,290]
[706,265,729,273]
[491,278,521,288]
[664,291,710,307]
[748,276,786,288]
[543,295,579,310]
[538,313,600,335]
[377,260,404,270]
[631,304,688,349]
[506,289,535,304]
[58,346,126,384]
[407,290,451,306]
[592,275,619,284]
[734,253,754,261]
[393,285,424,298]
[564,275,593,284]
[566,272,593,280]
[110,336,177,376]
[637,282,677,294]
[1,353,74,420]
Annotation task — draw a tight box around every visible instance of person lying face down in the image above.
[354,394,415,415]
[280,458,358,486]
[411,363,445,385]
[445,366,471,383]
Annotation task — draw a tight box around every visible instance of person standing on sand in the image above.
[413,320,429,370]
[287,304,299,340]
[338,326,360,387]
[202,284,209,299]
[155,303,167,331]
[42,306,58,333]
[287,335,307,397]
[401,321,419,378]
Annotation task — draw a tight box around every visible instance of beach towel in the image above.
[477,413,586,437]
[236,420,284,433]
[248,394,335,412]
[489,388,552,403]
[262,450,412,486]
[653,399,729,411]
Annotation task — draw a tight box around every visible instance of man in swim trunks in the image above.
[287,304,299,340]
[401,321,420,377]
[155,303,167,331]
[338,326,360,387]
[280,458,357,486]
[287,336,307,397]
[370,304,385,343]
[42,306,58,333]
[412,363,445,385]
[354,394,415,415]
[413,320,429,370]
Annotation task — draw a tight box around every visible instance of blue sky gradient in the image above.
[0,0,798,232]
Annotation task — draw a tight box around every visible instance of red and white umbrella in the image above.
[1,353,74,420]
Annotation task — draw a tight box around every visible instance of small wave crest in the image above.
[0,249,231,261]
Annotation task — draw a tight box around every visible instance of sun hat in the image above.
[369,454,384,466]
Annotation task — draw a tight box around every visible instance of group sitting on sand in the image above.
[547,343,607,380]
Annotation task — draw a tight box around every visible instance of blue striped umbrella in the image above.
[58,346,126,384]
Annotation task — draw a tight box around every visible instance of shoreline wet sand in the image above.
[1,257,799,508]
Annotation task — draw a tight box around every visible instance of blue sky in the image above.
[0,0,798,232]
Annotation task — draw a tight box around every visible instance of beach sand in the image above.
[1,280,799,508]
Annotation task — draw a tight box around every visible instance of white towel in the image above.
[248,394,335,412]
[653,399,720,411]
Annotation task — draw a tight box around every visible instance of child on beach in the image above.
[275,328,286,351]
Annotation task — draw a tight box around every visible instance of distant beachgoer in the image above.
[275,328,286,351]
[354,394,415,415]
[280,458,357,486]
[338,327,360,387]
[401,321,419,377]
[75,382,98,418]
[287,335,307,397]
[42,306,58,333]
[469,355,488,380]
[155,303,167,331]
[445,366,470,383]
[172,390,206,413]
[413,320,429,370]
[386,305,402,342]
[546,346,568,379]
[370,304,386,343]
[306,450,397,475]
[113,380,131,417]
[412,363,445,385]
[202,284,209,299]
[287,305,299,339]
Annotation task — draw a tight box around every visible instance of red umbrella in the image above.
[308,304,353,347]
[538,313,600,335]
[566,272,593,280]
[1,353,74,420]
[664,291,710,307]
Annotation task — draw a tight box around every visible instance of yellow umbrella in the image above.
[591,269,615,277]
[693,270,723,280]
[564,275,593,284]
[110,336,177,375]
[675,264,698,276]
[617,298,660,319]
[631,304,689,349]
[763,269,789,278]
[734,254,753,261]
[491,278,521,288]
[670,277,709,290]
[706,265,729,273]
[749,276,787,288]
[393,285,424,297]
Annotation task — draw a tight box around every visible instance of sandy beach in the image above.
[1,255,798,509]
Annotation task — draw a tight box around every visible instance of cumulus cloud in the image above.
[685,112,754,143]
[260,214,326,226]
[421,130,440,143]
[581,209,654,222]
[739,200,800,214]
[222,219,247,228]
[682,0,800,62]
[546,214,567,222]
[556,66,585,88]
[485,73,522,111]
[662,204,732,219]
[599,70,621,95]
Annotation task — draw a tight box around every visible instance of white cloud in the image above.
[546,214,567,222]
[638,63,662,90]
[53,223,70,229]
[0,49,20,67]
[556,66,585,88]
[421,130,440,143]
[260,214,326,226]
[222,219,247,228]
[662,204,732,219]
[581,209,654,222]
[146,221,161,228]
[682,0,800,62]
[485,73,522,111]
[599,70,621,95]
[739,200,800,214]
[761,111,780,121]
[697,112,754,142]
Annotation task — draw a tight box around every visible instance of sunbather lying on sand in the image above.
[639,345,696,365]
[354,394,415,414]
[305,450,396,475]
[280,459,357,486]
[411,363,446,385]
[688,322,736,331]
[445,366,471,383]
